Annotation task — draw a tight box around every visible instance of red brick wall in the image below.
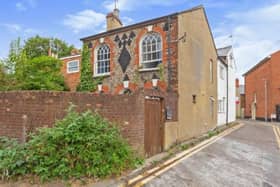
[245,51,280,119]
[86,17,178,94]
[61,56,81,91]
[0,91,145,153]
[269,51,280,117]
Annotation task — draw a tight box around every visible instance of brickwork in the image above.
[85,17,178,95]
[0,91,145,153]
[244,50,280,119]
[61,55,81,91]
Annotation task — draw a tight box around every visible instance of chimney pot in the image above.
[106,8,122,31]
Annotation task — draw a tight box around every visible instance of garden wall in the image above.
[0,91,145,153]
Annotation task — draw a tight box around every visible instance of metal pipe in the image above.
[167,16,172,91]
[264,79,268,122]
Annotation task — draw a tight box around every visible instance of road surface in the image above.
[145,121,280,187]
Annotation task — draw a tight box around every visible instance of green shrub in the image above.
[0,137,28,180]
[0,106,142,182]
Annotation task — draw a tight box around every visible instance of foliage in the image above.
[207,130,218,138]
[0,106,142,182]
[158,64,165,81]
[0,63,6,90]
[19,56,67,91]
[24,35,74,59]
[0,137,27,180]
[77,44,99,92]
[0,37,71,91]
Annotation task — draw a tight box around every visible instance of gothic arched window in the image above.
[94,45,110,76]
[140,33,162,69]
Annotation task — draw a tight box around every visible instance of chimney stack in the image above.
[106,8,122,31]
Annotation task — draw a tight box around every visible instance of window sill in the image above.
[138,67,160,72]
[93,73,110,78]
[67,71,80,74]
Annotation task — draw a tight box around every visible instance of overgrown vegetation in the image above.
[19,56,67,91]
[77,44,101,92]
[0,36,73,91]
[0,106,142,182]
[23,35,74,59]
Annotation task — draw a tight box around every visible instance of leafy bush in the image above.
[20,56,67,91]
[0,137,27,180]
[0,106,142,182]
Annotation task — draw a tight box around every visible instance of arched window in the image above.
[141,33,162,69]
[94,45,110,76]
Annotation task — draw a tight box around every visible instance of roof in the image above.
[218,56,228,67]
[243,50,280,76]
[217,46,232,57]
[80,5,204,41]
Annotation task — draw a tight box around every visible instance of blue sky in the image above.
[1,0,280,82]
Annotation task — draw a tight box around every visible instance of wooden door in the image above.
[144,97,164,157]
[276,105,280,122]
[251,103,256,120]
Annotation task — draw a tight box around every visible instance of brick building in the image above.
[61,6,218,151]
[244,50,280,121]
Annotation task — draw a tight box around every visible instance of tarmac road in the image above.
[145,121,280,187]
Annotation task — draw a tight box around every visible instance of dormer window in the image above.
[67,60,79,74]
[140,33,162,69]
[94,44,110,77]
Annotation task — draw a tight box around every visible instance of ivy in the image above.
[77,45,100,92]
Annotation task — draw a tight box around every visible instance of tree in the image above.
[5,37,23,74]
[0,63,6,90]
[23,35,74,59]
[77,45,99,92]
[20,56,67,91]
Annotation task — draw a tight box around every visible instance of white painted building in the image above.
[217,46,236,126]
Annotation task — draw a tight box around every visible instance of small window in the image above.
[140,33,162,69]
[94,45,110,76]
[220,65,225,80]
[67,61,79,73]
[218,98,226,113]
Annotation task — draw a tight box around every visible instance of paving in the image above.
[145,121,280,187]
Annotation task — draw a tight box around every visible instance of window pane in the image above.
[96,45,110,75]
[141,33,162,66]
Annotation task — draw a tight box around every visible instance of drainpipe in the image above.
[167,16,172,92]
[264,79,268,122]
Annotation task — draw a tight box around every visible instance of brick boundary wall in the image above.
[0,91,145,154]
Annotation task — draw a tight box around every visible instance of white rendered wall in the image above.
[227,54,236,123]
[217,60,227,126]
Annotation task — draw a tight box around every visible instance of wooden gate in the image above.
[144,96,164,157]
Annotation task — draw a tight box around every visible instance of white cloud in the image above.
[103,0,187,11]
[63,10,106,33]
[16,0,36,11]
[121,16,134,26]
[0,23,38,36]
[0,24,22,33]
[16,2,27,11]
[214,3,280,83]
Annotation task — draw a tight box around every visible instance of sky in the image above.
[0,0,280,83]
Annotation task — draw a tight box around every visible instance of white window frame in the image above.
[94,44,111,77]
[218,97,226,113]
[139,32,162,70]
[67,60,79,74]
[220,65,225,80]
